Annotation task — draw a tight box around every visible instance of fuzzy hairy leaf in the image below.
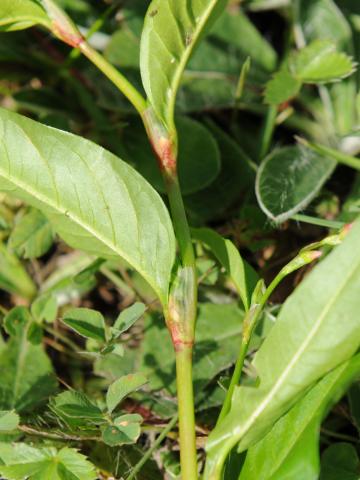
[140,0,227,132]
[0,0,50,32]
[296,0,352,51]
[0,108,175,306]
[0,444,97,480]
[205,217,360,478]
[256,146,336,223]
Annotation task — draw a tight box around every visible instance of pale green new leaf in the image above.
[140,0,227,132]
[239,354,360,480]
[0,0,51,32]
[256,146,336,223]
[0,242,36,299]
[0,410,19,432]
[290,40,356,83]
[192,228,252,310]
[0,108,175,306]
[0,444,97,480]
[106,373,147,414]
[205,217,360,479]
[9,208,54,259]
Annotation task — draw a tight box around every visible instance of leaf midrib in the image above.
[0,156,161,303]
[234,256,360,444]
[167,0,221,127]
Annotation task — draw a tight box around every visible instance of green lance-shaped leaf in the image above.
[239,353,360,480]
[256,145,336,223]
[0,108,175,306]
[0,0,51,32]
[106,373,147,414]
[140,0,227,133]
[205,216,360,479]
[192,228,256,311]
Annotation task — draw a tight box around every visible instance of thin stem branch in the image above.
[292,214,345,229]
[217,246,324,423]
[18,425,100,442]
[258,105,277,160]
[79,42,147,117]
[297,137,360,171]
[126,415,179,480]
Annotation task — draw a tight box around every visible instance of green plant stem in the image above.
[165,175,195,267]
[19,425,100,442]
[65,1,121,66]
[126,415,179,480]
[175,345,198,480]
[76,41,198,480]
[217,250,321,423]
[258,105,277,160]
[79,42,147,117]
[298,137,360,171]
[292,214,345,229]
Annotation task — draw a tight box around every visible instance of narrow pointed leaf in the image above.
[205,217,360,478]
[239,354,360,480]
[140,0,227,132]
[0,0,51,32]
[192,228,255,310]
[0,108,175,306]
